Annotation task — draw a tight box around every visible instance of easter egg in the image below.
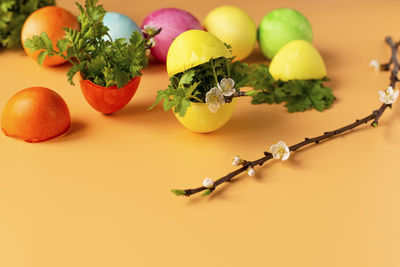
[269,40,326,81]
[103,12,141,42]
[166,30,231,77]
[142,8,202,63]
[174,99,237,133]
[1,87,71,143]
[167,30,234,133]
[204,6,256,60]
[21,6,79,66]
[258,8,313,59]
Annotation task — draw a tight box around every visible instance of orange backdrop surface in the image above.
[1,0,400,266]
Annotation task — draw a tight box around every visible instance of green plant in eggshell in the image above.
[149,30,251,133]
[258,8,313,59]
[247,40,334,112]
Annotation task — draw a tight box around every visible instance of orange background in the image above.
[1,0,400,266]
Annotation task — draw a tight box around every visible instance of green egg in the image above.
[258,8,313,59]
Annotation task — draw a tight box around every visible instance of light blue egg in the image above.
[103,12,141,42]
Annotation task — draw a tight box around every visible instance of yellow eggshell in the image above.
[166,30,231,77]
[269,40,327,81]
[174,99,236,133]
[204,6,257,60]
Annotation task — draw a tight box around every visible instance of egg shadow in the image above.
[244,45,268,65]
[113,101,173,126]
[50,120,87,143]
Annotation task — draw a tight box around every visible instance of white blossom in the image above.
[142,25,158,35]
[270,141,290,161]
[369,60,380,71]
[205,87,225,113]
[147,37,156,48]
[203,178,214,188]
[247,167,255,177]
[379,86,399,104]
[231,156,243,166]
[218,78,236,96]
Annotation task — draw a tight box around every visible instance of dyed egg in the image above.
[167,30,231,77]
[1,87,71,143]
[204,6,256,60]
[258,8,313,59]
[103,12,141,41]
[174,99,237,133]
[269,40,326,81]
[142,8,202,63]
[21,6,79,66]
[167,30,235,133]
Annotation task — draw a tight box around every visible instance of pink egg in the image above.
[142,8,202,63]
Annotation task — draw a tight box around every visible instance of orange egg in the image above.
[1,87,71,143]
[21,6,79,66]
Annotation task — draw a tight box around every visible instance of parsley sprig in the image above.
[149,58,335,115]
[24,0,159,88]
[246,64,335,112]
[149,56,250,116]
[0,0,55,48]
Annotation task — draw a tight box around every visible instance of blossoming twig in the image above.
[172,36,400,197]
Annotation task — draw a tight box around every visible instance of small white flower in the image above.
[231,156,243,166]
[205,87,225,113]
[270,141,290,161]
[142,25,158,35]
[379,86,399,104]
[247,167,255,177]
[147,37,156,48]
[145,49,151,56]
[203,178,214,188]
[369,60,380,71]
[218,78,236,96]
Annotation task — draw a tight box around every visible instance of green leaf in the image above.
[178,69,195,87]
[0,0,55,49]
[37,51,48,66]
[148,89,168,110]
[56,39,69,53]
[171,189,186,196]
[202,189,212,196]
[177,97,191,117]
[23,38,35,49]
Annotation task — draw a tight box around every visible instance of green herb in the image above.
[149,58,335,115]
[24,0,157,88]
[247,64,335,112]
[148,57,250,116]
[0,0,55,48]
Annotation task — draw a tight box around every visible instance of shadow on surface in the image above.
[51,120,87,143]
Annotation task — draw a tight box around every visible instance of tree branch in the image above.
[173,36,399,197]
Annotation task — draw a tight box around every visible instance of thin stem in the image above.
[174,36,399,197]
[225,57,231,78]
[190,95,203,103]
[210,59,220,87]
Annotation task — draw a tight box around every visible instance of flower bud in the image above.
[203,178,214,188]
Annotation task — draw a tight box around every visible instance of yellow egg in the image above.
[174,99,237,133]
[204,6,256,60]
[269,40,327,81]
[166,30,231,77]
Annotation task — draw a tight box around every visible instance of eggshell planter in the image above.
[79,73,141,114]
[174,99,237,133]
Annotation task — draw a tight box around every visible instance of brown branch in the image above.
[224,91,247,103]
[173,36,399,197]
